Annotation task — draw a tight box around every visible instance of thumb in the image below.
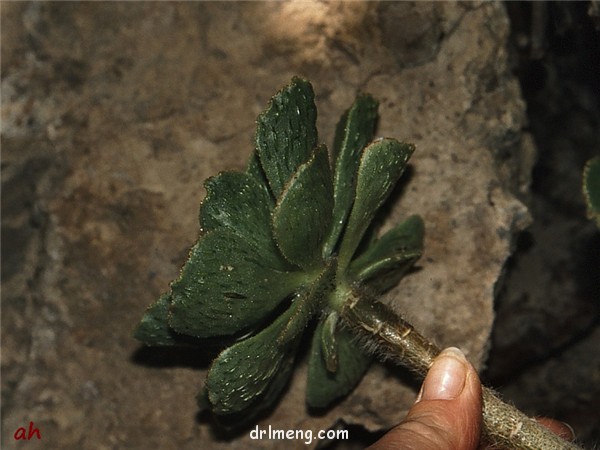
[369,347,482,450]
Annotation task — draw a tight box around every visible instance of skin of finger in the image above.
[368,365,482,450]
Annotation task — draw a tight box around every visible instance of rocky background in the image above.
[1,2,598,449]
[486,2,599,446]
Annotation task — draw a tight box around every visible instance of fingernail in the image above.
[421,347,468,401]
[560,421,575,440]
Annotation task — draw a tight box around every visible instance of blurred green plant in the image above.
[583,156,600,228]
[135,78,581,450]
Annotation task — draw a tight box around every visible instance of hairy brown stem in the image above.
[340,288,582,450]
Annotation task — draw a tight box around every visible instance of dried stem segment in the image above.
[340,288,582,450]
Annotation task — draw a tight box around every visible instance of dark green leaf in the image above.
[169,230,305,338]
[246,151,271,195]
[200,171,286,268]
[205,260,336,415]
[277,258,338,339]
[331,109,349,165]
[321,312,339,372]
[205,294,306,414]
[233,350,296,422]
[198,358,295,427]
[349,215,424,291]
[134,293,179,346]
[337,139,415,271]
[273,145,333,270]
[255,77,318,198]
[306,319,372,408]
[584,156,600,228]
[253,350,296,412]
[324,95,379,256]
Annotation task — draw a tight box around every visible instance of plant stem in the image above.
[340,287,582,450]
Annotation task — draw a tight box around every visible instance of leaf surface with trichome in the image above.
[273,145,333,270]
[206,259,336,414]
[306,316,372,408]
[337,139,415,271]
[255,77,318,198]
[169,230,304,338]
[200,172,284,266]
[325,94,379,256]
[349,214,424,292]
[206,298,305,414]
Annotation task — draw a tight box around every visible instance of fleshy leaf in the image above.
[337,139,415,271]
[273,145,333,270]
[321,311,339,372]
[584,156,600,228]
[201,355,295,426]
[134,293,180,346]
[169,230,304,338]
[306,319,372,408]
[205,298,305,415]
[200,171,285,268]
[246,151,271,195]
[349,215,424,292]
[206,260,336,415]
[255,77,318,198]
[238,351,296,422]
[324,94,379,256]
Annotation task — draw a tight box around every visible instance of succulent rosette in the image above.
[135,77,423,421]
